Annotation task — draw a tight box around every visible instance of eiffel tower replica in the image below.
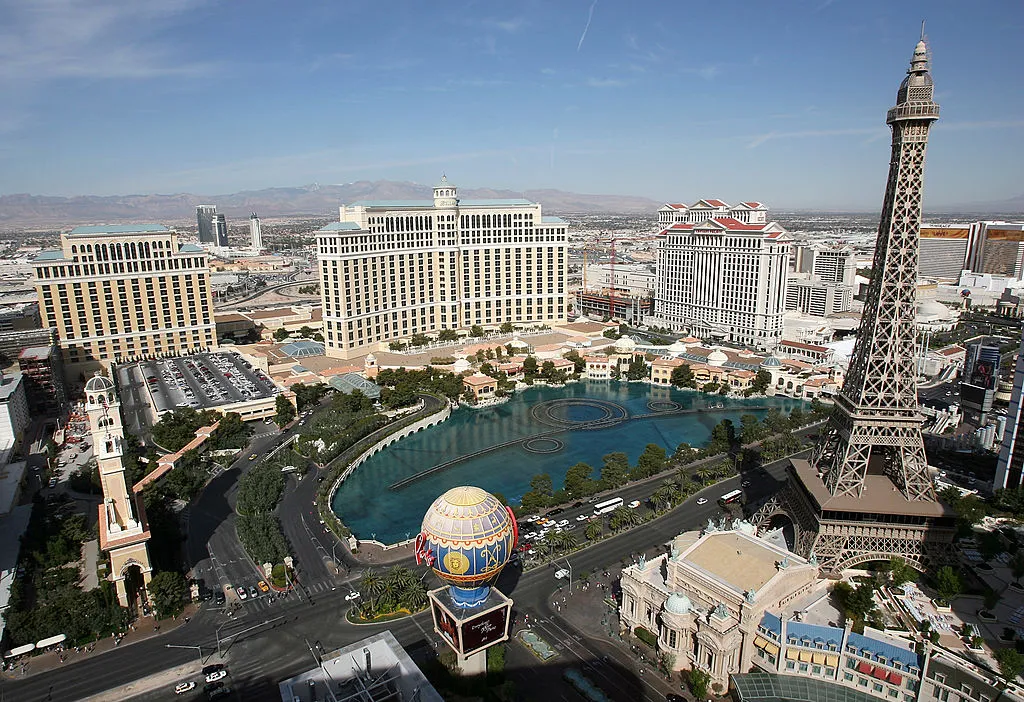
[753,33,957,573]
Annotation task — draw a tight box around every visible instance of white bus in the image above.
[718,489,743,506]
[593,496,624,515]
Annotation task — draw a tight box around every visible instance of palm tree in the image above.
[554,530,577,553]
[610,506,635,532]
[652,481,677,511]
[399,580,428,611]
[585,520,603,541]
[360,568,384,598]
[695,465,713,484]
[541,532,560,556]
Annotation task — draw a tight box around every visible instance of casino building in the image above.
[316,177,568,360]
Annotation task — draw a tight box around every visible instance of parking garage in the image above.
[118,351,282,423]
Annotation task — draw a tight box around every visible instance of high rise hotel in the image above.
[317,177,568,359]
[32,225,216,375]
[654,200,791,350]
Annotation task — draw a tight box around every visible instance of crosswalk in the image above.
[233,580,339,614]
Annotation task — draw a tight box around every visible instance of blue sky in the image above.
[1,0,1021,210]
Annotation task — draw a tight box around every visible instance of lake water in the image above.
[331,382,805,544]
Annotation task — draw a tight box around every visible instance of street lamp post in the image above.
[165,644,203,664]
[564,558,573,596]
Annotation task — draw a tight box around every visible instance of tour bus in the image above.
[593,496,624,515]
[718,489,743,506]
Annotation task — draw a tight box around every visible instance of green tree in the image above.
[832,581,877,624]
[763,408,789,434]
[437,328,458,342]
[995,648,1024,682]
[739,414,765,444]
[584,520,603,541]
[1010,551,1024,586]
[564,462,594,495]
[789,407,806,428]
[500,321,515,334]
[147,571,187,619]
[298,325,314,338]
[702,381,719,393]
[530,473,553,497]
[609,505,642,531]
[563,350,586,374]
[470,324,485,337]
[275,394,296,427]
[273,327,290,341]
[651,480,679,511]
[634,444,667,479]
[935,566,962,602]
[522,356,538,378]
[624,356,648,381]
[683,668,712,699]
[600,452,630,488]
[670,363,697,389]
[953,495,986,534]
[706,419,736,455]
[887,557,917,588]
[751,369,771,394]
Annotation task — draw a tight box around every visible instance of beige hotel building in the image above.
[317,177,568,359]
[33,225,216,377]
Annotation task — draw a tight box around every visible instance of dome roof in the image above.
[509,336,529,349]
[434,174,456,190]
[453,358,471,371]
[760,355,782,368]
[365,353,376,362]
[85,373,114,393]
[614,336,637,352]
[668,341,687,353]
[419,485,516,606]
[665,592,693,615]
[707,349,728,366]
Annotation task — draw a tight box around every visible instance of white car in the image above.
[174,681,196,695]
[556,519,570,528]
[554,568,570,579]
[696,497,708,505]
[345,591,360,601]
[575,514,590,522]
[524,515,539,523]
[237,588,247,601]
[627,500,641,509]
[205,669,227,683]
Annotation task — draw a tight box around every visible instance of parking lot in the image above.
[125,352,278,415]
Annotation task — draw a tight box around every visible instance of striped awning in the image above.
[787,648,799,661]
[826,655,839,668]
[754,636,769,649]
[812,652,826,665]
[764,642,780,657]
[799,650,812,663]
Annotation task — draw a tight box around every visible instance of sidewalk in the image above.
[1,603,197,681]
[353,540,415,566]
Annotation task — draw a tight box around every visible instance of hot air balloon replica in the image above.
[416,485,517,675]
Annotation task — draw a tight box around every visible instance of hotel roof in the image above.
[319,221,363,231]
[346,198,534,208]
[68,224,169,235]
[684,530,793,594]
[33,250,66,261]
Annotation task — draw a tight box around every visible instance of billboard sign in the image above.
[460,605,511,656]
[968,345,1001,391]
[431,599,460,652]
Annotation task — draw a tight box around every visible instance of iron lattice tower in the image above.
[812,38,939,502]
[752,36,956,573]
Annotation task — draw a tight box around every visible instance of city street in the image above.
[3,440,804,701]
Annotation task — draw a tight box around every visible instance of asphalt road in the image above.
[5,435,806,702]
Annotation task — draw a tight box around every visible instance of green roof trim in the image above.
[319,222,363,232]
[68,224,169,235]
[178,243,204,252]
[542,216,566,223]
[34,250,67,261]
[732,672,886,702]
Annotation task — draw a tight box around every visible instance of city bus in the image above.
[593,496,624,515]
[718,489,743,506]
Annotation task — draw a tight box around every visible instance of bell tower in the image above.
[84,373,153,609]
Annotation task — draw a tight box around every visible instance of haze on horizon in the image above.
[1,0,1021,211]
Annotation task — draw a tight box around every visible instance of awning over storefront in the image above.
[799,650,813,663]
[826,655,840,668]
[754,636,769,649]
[888,672,903,686]
[787,648,799,661]
[812,652,826,665]
[857,661,874,675]
[764,642,780,657]
[872,667,889,680]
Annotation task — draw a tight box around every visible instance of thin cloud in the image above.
[586,77,626,88]
[577,0,598,52]
[484,18,527,33]
[746,128,881,149]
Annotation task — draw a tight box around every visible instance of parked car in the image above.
[257,580,269,593]
[174,681,196,695]
[627,500,641,509]
[249,586,258,599]
[204,669,227,683]
[575,514,590,522]
[554,569,570,579]
[248,453,258,460]
[214,591,226,605]
[237,588,247,601]
[696,497,708,505]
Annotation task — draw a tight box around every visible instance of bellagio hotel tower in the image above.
[317,177,568,360]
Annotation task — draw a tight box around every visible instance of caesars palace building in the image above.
[316,177,569,360]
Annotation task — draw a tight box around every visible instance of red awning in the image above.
[888,672,903,686]
[857,662,874,675]
[873,667,889,680]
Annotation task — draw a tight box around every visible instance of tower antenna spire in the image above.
[920,19,925,41]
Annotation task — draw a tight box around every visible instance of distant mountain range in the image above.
[0,181,664,230]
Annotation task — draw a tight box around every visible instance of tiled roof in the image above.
[68,224,168,235]
[846,631,921,669]
[33,250,67,261]
[785,621,844,647]
[759,611,782,637]
[319,221,362,231]
[779,339,831,352]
